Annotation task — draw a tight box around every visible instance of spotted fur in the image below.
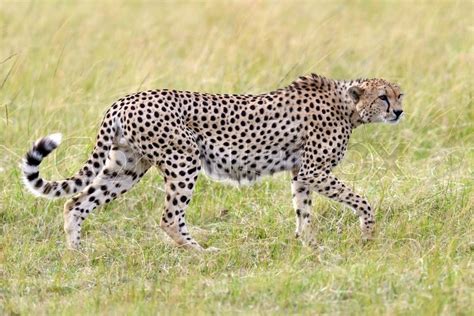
[21,73,404,250]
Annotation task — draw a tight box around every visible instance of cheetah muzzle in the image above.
[21,73,404,251]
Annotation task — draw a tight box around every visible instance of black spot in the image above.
[26,172,39,181]
[25,153,41,166]
[34,178,43,188]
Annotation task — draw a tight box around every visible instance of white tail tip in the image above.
[47,133,63,145]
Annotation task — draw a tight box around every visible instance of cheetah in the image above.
[21,74,404,251]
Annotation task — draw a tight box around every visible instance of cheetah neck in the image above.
[286,74,365,129]
[343,78,369,128]
[349,108,364,128]
[287,73,335,90]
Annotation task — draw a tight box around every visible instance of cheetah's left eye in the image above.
[378,95,389,102]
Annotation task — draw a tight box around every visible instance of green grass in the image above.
[1,1,473,315]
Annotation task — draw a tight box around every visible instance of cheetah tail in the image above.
[21,119,115,199]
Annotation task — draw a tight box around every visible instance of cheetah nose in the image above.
[394,110,403,118]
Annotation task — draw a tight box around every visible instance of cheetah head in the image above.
[348,79,404,124]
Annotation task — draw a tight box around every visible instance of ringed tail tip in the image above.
[21,132,64,199]
[44,133,63,146]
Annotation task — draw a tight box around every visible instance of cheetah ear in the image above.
[348,86,364,103]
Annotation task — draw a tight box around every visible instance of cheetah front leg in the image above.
[158,151,220,252]
[296,171,375,242]
[159,173,204,251]
[159,175,219,252]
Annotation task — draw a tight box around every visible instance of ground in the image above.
[0,1,473,315]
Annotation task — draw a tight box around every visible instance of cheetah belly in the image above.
[197,140,301,185]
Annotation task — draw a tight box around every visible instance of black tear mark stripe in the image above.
[384,89,391,113]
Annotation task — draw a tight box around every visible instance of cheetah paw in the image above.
[361,233,375,244]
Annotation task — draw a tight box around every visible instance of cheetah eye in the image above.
[378,95,389,102]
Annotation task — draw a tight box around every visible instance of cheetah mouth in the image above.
[387,117,401,124]
[387,113,404,124]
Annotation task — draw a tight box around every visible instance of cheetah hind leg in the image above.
[63,144,150,249]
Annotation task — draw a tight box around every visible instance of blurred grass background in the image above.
[0,1,473,315]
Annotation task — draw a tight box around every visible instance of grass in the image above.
[0,1,473,315]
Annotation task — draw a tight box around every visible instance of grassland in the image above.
[0,1,473,315]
